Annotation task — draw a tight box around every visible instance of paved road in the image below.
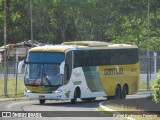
[0,97,119,120]
[0,92,151,120]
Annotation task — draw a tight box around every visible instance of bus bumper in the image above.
[24,91,68,100]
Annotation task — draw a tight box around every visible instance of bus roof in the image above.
[29,41,138,53]
[62,41,109,46]
[28,44,87,53]
[62,41,138,49]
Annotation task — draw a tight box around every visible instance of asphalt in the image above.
[0,91,153,120]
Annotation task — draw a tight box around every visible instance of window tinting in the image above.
[71,48,138,68]
[26,52,64,63]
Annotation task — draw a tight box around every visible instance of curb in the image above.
[99,101,135,120]
[135,91,153,95]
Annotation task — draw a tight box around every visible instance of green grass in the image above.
[0,77,24,98]
[106,104,141,111]
[103,98,160,120]
[138,80,155,91]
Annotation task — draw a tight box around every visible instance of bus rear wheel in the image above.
[121,84,128,99]
[39,99,45,104]
[107,96,115,100]
[115,85,121,99]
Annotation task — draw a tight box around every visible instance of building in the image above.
[0,40,45,63]
[0,40,45,74]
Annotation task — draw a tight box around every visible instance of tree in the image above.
[152,71,160,103]
[0,0,160,50]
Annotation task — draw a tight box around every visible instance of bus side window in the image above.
[111,50,119,65]
[129,49,138,64]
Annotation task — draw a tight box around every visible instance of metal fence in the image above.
[0,61,25,97]
[140,56,160,74]
[140,51,160,74]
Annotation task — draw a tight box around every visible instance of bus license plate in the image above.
[39,95,45,98]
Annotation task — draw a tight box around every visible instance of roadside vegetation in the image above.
[152,71,160,103]
[105,97,160,120]
[0,77,24,98]
[0,0,160,50]
[139,80,155,91]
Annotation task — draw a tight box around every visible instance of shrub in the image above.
[152,71,160,103]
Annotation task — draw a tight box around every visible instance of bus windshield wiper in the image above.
[32,67,41,85]
[41,67,51,86]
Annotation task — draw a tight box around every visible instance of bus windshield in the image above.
[25,52,65,86]
[25,64,63,86]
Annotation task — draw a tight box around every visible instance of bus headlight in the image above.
[52,90,62,93]
[24,86,32,93]
[27,90,32,93]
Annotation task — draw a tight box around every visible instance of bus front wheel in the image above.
[39,99,45,104]
[71,90,78,104]
[81,97,96,102]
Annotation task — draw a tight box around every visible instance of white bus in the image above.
[24,41,139,104]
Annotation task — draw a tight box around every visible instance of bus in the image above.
[24,41,139,104]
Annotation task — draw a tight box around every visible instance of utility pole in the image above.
[30,0,33,46]
[147,0,150,91]
[4,0,8,96]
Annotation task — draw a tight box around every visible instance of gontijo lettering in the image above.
[104,68,123,75]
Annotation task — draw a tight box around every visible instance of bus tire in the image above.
[71,90,78,104]
[39,99,45,104]
[89,97,96,101]
[81,97,96,102]
[107,96,114,100]
[121,84,128,99]
[115,85,121,99]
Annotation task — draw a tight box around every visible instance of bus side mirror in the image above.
[18,60,24,73]
[24,56,27,64]
[60,61,65,74]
